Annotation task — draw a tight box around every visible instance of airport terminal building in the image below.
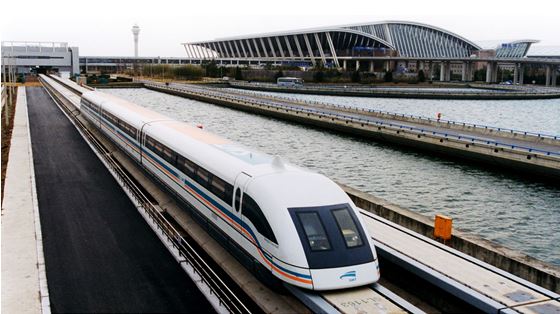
[182,21,535,68]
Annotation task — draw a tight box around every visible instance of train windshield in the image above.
[289,204,373,269]
[332,208,363,248]
[297,212,331,251]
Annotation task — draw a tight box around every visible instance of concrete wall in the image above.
[340,183,560,293]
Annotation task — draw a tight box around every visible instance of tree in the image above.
[314,60,325,70]
[274,70,284,81]
[313,70,325,82]
[203,60,220,77]
[384,70,393,82]
[418,70,426,82]
[351,70,361,83]
[234,67,243,80]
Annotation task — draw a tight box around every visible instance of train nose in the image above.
[310,261,380,291]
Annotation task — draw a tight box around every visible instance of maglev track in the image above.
[41,75,560,314]
[42,75,430,313]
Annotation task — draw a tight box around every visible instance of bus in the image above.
[277,77,304,87]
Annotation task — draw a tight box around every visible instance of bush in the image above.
[203,60,220,78]
[313,70,325,82]
[173,65,204,80]
[234,67,243,80]
[351,70,361,83]
[274,70,284,81]
[384,70,393,82]
[418,70,426,82]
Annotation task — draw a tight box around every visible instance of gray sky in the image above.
[1,0,559,57]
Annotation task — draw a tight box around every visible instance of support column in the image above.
[302,34,315,66]
[513,63,519,84]
[313,33,327,65]
[486,62,493,83]
[545,65,551,86]
[325,32,339,68]
[429,61,434,80]
[461,62,467,82]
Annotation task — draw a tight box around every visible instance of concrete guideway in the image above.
[1,87,49,314]
[143,81,560,180]
[360,210,560,314]
[224,86,560,147]
[222,86,560,151]
[24,86,212,313]
[229,80,560,100]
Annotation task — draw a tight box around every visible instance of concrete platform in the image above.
[24,86,212,313]
[1,87,47,314]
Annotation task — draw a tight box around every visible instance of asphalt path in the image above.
[26,86,213,313]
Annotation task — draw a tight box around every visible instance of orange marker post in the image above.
[434,214,452,243]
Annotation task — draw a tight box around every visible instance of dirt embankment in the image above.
[2,86,18,202]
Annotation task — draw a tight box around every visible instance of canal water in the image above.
[104,88,560,266]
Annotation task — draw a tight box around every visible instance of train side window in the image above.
[162,147,176,165]
[210,176,226,200]
[184,159,197,178]
[153,142,164,158]
[296,212,331,251]
[176,155,185,172]
[224,183,233,205]
[331,208,364,248]
[242,194,277,244]
[146,137,156,151]
[109,114,117,126]
[234,188,241,212]
[195,167,209,188]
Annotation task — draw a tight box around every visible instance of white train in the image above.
[80,90,380,290]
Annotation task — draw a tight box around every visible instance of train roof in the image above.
[83,90,308,183]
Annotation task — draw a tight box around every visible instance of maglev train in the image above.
[79,90,380,290]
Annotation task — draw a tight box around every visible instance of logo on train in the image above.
[339,270,356,282]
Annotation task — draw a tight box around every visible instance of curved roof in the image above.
[189,28,395,50]
[183,20,484,60]
[341,21,481,57]
[341,21,482,50]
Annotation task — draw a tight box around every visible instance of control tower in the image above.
[132,24,140,57]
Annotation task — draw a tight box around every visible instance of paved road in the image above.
[26,87,212,313]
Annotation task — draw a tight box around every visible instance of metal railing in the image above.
[228,80,560,97]
[42,77,251,314]
[146,82,560,158]
[173,81,560,141]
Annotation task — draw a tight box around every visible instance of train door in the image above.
[233,172,251,216]
[232,172,252,241]
[138,126,147,166]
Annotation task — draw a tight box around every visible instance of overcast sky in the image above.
[1,0,559,57]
